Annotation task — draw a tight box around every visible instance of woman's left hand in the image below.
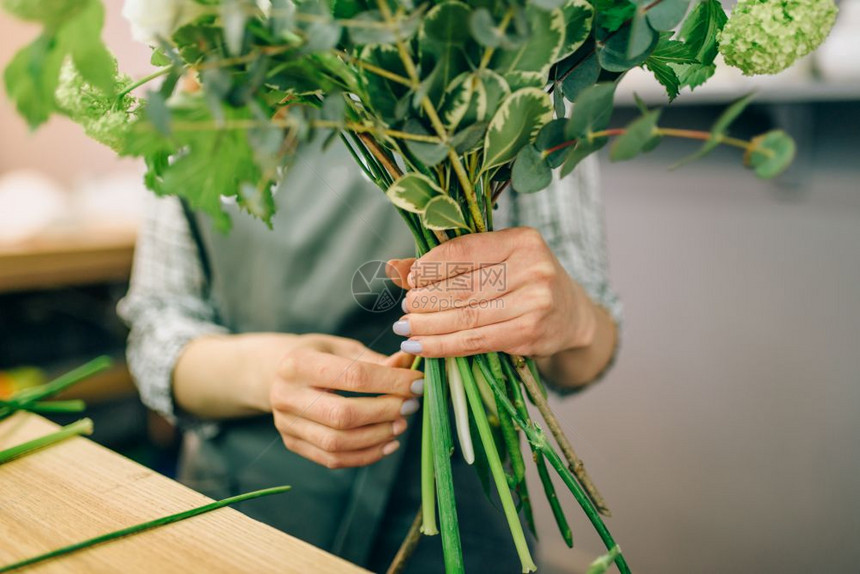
[386,227,598,358]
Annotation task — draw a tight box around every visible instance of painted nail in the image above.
[401,297,409,313]
[410,378,425,396]
[382,440,401,456]
[400,340,423,355]
[392,320,411,337]
[392,419,407,436]
[400,398,420,416]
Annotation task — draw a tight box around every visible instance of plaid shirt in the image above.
[117,156,622,424]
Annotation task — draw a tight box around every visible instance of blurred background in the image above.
[1,2,858,574]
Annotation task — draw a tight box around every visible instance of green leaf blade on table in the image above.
[386,173,444,213]
[610,109,662,161]
[482,88,554,172]
[744,130,796,179]
[421,195,469,231]
[512,144,553,193]
[0,418,93,465]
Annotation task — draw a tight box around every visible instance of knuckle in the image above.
[322,454,343,470]
[318,431,343,453]
[532,261,557,283]
[278,355,299,381]
[341,363,367,391]
[459,304,482,330]
[325,402,354,429]
[533,287,555,312]
[461,330,487,354]
[520,227,544,247]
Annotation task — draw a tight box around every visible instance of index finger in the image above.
[407,231,515,289]
[284,349,423,397]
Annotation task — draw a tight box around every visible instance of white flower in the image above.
[122,0,205,46]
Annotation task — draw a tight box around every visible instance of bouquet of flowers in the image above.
[2,0,838,571]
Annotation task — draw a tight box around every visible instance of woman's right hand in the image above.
[267,334,423,469]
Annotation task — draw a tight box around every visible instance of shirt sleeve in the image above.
[117,194,228,424]
[495,155,623,390]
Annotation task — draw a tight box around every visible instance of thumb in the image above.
[384,350,417,369]
[386,258,415,290]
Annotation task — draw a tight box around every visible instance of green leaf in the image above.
[419,1,473,103]
[627,9,656,60]
[422,195,469,230]
[358,45,410,124]
[512,144,553,193]
[560,137,605,177]
[672,92,754,168]
[744,130,795,179]
[646,0,691,31]
[646,59,680,100]
[559,51,600,103]
[597,23,658,72]
[493,5,565,80]
[406,140,449,167]
[644,36,697,100]
[592,0,636,33]
[3,35,65,128]
[1,0,87,29]
[451,121,489,153]
[503,71,545,92]
[535,118,569,168]
[566,82,616,139]
[442,69,510,130]
[558,0,594,60]
[610,109,662,161]
[677,0,726,64]
[469,8,503,48]
[386,173,444,213]
[482,88,554,171]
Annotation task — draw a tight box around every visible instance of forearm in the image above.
[173,332,296,419]
[537,302,618,390]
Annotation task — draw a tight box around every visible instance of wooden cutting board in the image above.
[0,413,369,573]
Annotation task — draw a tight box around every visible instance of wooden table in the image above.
[0,414,369,573]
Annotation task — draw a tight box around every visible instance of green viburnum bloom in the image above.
[54,60,138,152]
[718,0,838,75]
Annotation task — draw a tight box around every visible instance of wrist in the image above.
[564,285,598,352]
[236,333,299,413]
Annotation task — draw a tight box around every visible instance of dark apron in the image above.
[179,138,534,572]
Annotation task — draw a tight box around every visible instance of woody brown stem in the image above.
[386,507,425,574]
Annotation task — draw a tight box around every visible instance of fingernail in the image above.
[382,440,401,456]
[392,419,407,436]
[401,297,409,313]
[410,378,425,396]
[400,340,423,355]
[400,398,420,416]
[393,320,411,337]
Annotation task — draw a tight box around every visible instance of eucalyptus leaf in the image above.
[610,109,661,161]
[646,0,691,31]
[744,130,795,179]
[451,121,489,153]
[559,51,600,103]
[422,195,469,230]
[566,82,616,140]
[386,173,444,213]
[672,92,754,168]
[560,137,605,177]
[535,118,569,168]
[482,88,554,171]
[597,24,658,72]
[469,8,503,47]
[512,144,553,193]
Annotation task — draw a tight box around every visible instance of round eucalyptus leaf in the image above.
[451,121,489,153]
[512,144,553,193]
[597,25,658,72]
[565,82,616,139]
[744,130,796,179]
[646,0,691,31]
[535,118,569,168]
[422,195,470,230]
[482,88,554,172]
[469,8,502,47]
[559,51,600,103]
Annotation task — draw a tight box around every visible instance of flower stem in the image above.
[425,358,464,573]
[115,67,171,100]
[420,389,438,535]
[0,486,291,573]
[0,418,93,465]
[508,354,610,516]
[386,507,425,574]
[459,358,536,573]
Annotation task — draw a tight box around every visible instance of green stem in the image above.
[420,387,438,536]
[425,358,463,573]
[536,451,573,547]
[474,358,631,574]
[459,358,536,573]
[0,418,93,465]
[23,400,87,415]
[0,486,292,573]
[115,67,171,100]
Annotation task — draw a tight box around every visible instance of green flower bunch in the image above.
[719,0,838,75]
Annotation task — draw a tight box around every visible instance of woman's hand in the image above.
[385,227,598,359]
[174,332,423,469]
[268,335,423,469]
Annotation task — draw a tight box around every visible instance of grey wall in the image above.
[536,104,860,574]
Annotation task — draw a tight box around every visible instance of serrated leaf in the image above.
[512,144,553,193]
[744,130,795,179]
[535,118,569,168]
[482,88,554,171]
[422,195,469,230]
[678,0,726,64]
[566,82,616,139]
[592,0,636,32]
[610,109,662,161]
[645,58,680,100]
[646,0,691,31]
[386,173,444,213]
